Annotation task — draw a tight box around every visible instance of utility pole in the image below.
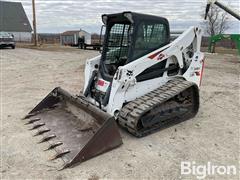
[32,0,37,46]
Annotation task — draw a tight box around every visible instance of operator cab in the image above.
[100,12,170,81]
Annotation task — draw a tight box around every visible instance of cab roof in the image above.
[102,11,169,25]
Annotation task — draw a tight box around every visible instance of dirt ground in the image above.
[1,47,239,179]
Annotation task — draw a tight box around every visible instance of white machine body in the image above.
[84,26,204,117]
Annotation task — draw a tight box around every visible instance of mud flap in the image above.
[23,87,122,169]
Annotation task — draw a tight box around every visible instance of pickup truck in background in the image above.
[0,32,15,49]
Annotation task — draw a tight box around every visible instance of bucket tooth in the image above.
[33,128,50,136]
[50,150,70,160]
[44,142,63,151]
[38,134,56,143]
[22,113,36,120]
[29,123,45,130]
[24,118,41,125]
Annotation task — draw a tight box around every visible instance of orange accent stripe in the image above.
[148,51,161,59]
[200,57,205,86]
[148,46,170,59]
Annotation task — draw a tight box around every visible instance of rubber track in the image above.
[118,78,199,137]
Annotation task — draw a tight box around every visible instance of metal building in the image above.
[60,30,91,46]
[0,1,32,42]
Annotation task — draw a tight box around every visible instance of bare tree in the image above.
[202,5,229,36]
[202,5,230,52]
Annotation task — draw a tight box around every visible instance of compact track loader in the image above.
[23,12,205,169]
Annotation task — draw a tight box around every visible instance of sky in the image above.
[3,0,240,34]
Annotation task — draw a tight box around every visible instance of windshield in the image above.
[0,32,12,38]
[103,23,132,76]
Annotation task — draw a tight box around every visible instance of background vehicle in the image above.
[0,32,15,49]
[78,32,102,50]
[23,12,204,169]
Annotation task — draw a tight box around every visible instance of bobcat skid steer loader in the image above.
[23,12,205,169]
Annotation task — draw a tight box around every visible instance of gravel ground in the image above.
[1,48,239,179]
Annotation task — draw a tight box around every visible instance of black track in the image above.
[118,78,199,137]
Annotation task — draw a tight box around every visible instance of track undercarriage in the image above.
[118,78,199,137]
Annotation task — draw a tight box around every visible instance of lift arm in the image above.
[205,0,240,21]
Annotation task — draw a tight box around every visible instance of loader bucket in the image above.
[23,87,122,169]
